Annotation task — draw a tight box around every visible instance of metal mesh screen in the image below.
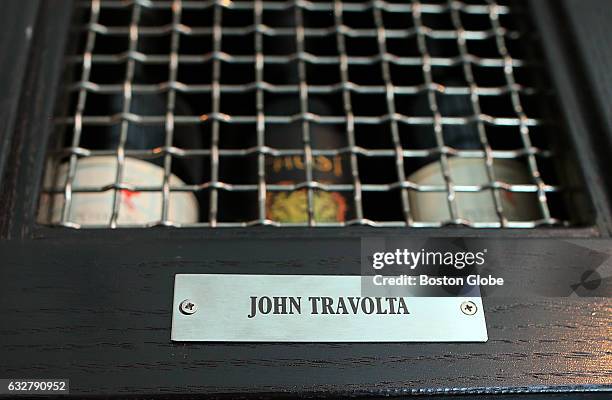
[38,0,576,228]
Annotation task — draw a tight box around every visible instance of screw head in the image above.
[460,300,477,315]
[179,299,198,315]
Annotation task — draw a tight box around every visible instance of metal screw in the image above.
[179,299,198,315]
[460,301,477,315]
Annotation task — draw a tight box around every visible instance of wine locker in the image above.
[1,0,610,397]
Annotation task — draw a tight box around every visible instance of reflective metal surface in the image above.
[171,274,488,342]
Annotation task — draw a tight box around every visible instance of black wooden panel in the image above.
[0,0,73,239]
[0,1,39,184]
[0,239,610,397]
[561,0,612,143]
[527,0,612,235]
[529,0,612,233]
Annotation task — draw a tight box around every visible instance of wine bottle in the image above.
[42,9,205,226]
[215,7,352,223]
[264,98,352,224]
[405,78,483,169]
[44,87,204,226]
[406,79,540,222]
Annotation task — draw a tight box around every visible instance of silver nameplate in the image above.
[171,274,488,342]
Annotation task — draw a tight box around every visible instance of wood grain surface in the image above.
[0,238,610,396]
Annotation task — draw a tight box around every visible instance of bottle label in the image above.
[268,154,345,181]
[39,156,199,226]
[408,158,541,223]
[265,154,350,223]
[266,184,347,223]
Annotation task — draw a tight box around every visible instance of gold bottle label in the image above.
[266,186,347,223]
[265,154,350,223]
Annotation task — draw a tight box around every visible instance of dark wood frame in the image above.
[0,0,610,398]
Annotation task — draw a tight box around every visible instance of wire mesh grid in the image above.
[37,0,575,228]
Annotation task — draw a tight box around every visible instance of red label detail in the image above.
[120,189,140,210]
